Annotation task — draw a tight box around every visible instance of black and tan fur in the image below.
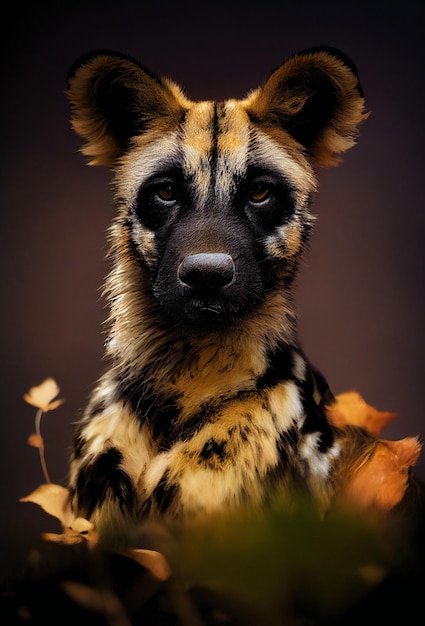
[66,47,367,547]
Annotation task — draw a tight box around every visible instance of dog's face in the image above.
[67,47,366,331]
[118,100,316,329]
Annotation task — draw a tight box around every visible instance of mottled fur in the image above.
[66,47,368,547]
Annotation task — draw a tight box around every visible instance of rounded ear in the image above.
[244,46,368,167]
[66,49,188,166]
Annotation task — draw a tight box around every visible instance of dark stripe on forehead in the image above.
[207,102,220,192]
[210,103,220,165]
[207,101,249,206]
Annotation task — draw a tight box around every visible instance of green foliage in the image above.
[152,492,417,624]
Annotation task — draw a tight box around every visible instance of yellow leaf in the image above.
[42,532,84,545]
[46,398,66,411]
[123,548,172,581]
[23,377,64,412]
[65,517,99,545]
[70,517,95,534]
[20,484,100,546]
[20,483,70,523]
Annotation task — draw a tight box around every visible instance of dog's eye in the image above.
[249,182,271,203]
[155,182,177,202]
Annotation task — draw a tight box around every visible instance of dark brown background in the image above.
[1,0,424,578]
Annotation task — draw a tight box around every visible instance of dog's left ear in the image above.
[66,49,188,166]
[244,47,368,167]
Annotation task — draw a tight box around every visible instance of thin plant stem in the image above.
[35,408,51,484]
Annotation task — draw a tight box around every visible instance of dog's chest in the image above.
[72,335,335,529]
[121,372,308,517]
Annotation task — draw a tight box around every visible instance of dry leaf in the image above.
[20,483,70,521]
[20,483,100,545]
[46,398,66,411]
[327,391,398,436]
[41,520,99,546]
[123,548,172,581]
[343,435,422,511]
[70,517,95,534]
[23,377,65,412]
[42,532,85,545]
[27,433,44,448]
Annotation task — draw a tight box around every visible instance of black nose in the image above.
[178,253,235,288]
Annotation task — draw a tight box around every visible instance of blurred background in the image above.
[1,0,424,580]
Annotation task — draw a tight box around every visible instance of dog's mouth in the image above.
[190,297,229,321]
[172,289,230,325]
[158,286,264,331]
[202,304,224,313]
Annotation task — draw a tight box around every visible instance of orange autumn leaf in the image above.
[344,436,422,511]
[326,391,398,436]
[45,398,65,411]
[27,433,44,449]
[330,393,422,513]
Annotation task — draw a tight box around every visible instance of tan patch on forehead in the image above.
[215,102,250,203]
[181,103,214,200]
[182,102,215,157]
[183,101,250,157]
[182,101,251,203]
[217,101,250,155]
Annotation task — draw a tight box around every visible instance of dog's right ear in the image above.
[66,49,189,166]
[244,47,368,167]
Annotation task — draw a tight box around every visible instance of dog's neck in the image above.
[106,289,301,397]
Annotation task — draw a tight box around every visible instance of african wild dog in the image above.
[66,46,368,547]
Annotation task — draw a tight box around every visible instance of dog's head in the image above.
[67,48,366,333]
